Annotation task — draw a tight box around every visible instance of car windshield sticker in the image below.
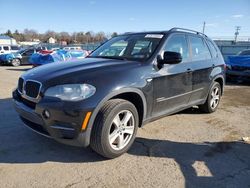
[145,34,163,39]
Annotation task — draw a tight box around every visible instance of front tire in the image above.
[90,99,139,158]
[199,82,222,113]
[11,58,21,67]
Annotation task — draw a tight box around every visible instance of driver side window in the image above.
[163,34,189,61]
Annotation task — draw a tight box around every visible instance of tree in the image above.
[5,30,12,37]
[111,32,118,38]
[23,29,39,41]
[59,32,71,43]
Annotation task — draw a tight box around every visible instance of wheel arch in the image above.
[213,75,224,94]
[82,88,147,147]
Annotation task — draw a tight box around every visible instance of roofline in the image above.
[118,28,208,38]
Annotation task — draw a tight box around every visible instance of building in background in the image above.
[0,35,17,45]
[48,37,56,44]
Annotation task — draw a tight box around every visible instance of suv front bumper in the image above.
[13,89,94,147]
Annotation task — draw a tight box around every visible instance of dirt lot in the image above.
[0,65,250,188]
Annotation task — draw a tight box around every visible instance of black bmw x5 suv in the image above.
[13,28,225,158]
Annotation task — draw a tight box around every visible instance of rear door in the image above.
[187,35,213,104]
[152,33,192,117]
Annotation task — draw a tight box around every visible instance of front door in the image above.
[22,49,35,64]
[152,34,192,117]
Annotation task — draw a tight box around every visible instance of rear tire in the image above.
[90,99,139,158]
[11,58,21,67]
[199,82,221,113]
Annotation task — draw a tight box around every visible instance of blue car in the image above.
[226,49,250,81]
[30,49,88,67]
[0,53,22,66]
[0,48,36,66]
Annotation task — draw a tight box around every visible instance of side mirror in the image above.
[158,51,182,65]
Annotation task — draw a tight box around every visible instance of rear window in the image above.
[189,36,211,61]
[207,40,218,58]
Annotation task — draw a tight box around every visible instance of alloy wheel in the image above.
[210,86,220,109]
[108,110,135,150]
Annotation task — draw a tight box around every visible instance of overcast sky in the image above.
[0,0,249,37]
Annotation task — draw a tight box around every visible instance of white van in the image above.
[0,45,20,54]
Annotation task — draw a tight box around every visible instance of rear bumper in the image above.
[13,89,94,147]
[226,70,250,78]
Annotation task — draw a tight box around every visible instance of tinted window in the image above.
[189,36,211,61]
[207,40,218,58]
[11,46,20,50]
[3,46,9,51]
[238,50,250,55]
[164,34,189,61]
[23,49,34,56]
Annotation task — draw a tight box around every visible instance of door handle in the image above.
[186,68,192,73]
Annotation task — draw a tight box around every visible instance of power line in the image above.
[234,26,241,43]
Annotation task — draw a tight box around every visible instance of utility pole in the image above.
[234,26,241,43]
[202,21,206,34]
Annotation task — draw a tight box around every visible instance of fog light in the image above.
[43,110,50,119]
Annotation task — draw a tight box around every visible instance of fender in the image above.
[205,74,225,99]
[79,87,147,146]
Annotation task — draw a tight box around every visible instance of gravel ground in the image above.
[0,65,250,188]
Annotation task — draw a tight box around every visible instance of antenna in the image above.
[234,26,241,43]
[202,21,206,34]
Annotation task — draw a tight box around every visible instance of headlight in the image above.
[44,84,96,101]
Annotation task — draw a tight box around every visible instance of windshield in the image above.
[17,49,26,54]
[89,34,164,61]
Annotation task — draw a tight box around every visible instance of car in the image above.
[13,28,225,158]
[63,46,82,50]
[226,49,250,81]
[0,48,37,66]
[30,49,88,67]
[0,45,20,54]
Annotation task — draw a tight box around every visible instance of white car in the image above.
[63,46,82,50]
[0,45,20,54]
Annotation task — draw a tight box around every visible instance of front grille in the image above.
[18,77,24,93]
[15,91,36,109]
[22,97,36,109]
[24,80,41,98]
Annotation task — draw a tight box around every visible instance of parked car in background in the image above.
[0,48,36,66]
[63,46,82,50]
[0,45,20,54]
[10,45,20,53]
[226,49,250,81]
[13,28,225,158]
[30,49,88,67]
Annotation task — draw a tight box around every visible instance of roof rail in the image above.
[169,27,207,37]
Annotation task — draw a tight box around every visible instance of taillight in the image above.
[224,64,227,70]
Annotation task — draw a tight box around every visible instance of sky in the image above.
[0,0,249,37]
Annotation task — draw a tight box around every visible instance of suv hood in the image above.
[21,57,141,83]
